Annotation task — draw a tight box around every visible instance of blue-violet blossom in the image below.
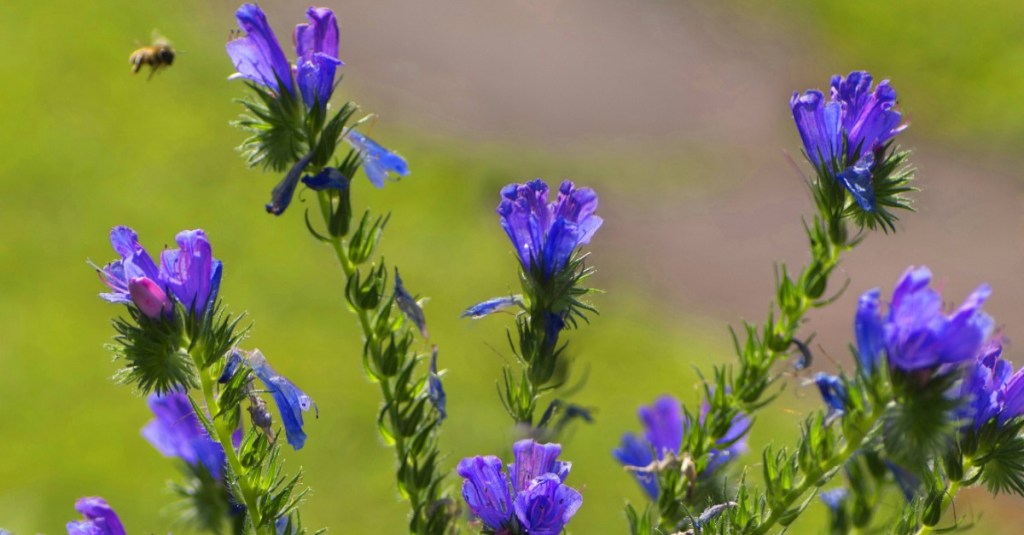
[66,497,125,535]
[344,130,410,189]
[498,179,602,280]
[250,349,316,450]
[790,71,906,211]
[958,339,1024,430]
[614,394,749,499]
[855,266,994,372]
[98,226,222,317]
[142,391,230,479]
[226,4,342,111]
[458,439,582,534]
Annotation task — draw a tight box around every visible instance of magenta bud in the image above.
[128,277,173,319]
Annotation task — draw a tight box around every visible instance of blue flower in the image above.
[461,295,525,319]
[614,394,748,500]
[66,497,125,535]
[294,7,343,111]
[458,439,581,533]
[791,71,906,210]
[814,373,848,416]
[97,227,223,317]
[855,266,994,372]
[959,340,1024,429]
[497,179,602,280]
[344,130,410,188]
[394,268,428,338]
[142,391,229,479]
[513,473,583,535]
[249,350,316,450]
[226,4,295,95]
[427,347,446,420]
[819,488,848,512]
[301,167,349,191]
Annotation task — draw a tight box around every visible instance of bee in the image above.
[129,34,175,80]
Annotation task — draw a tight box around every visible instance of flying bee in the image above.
[129,33,175,80]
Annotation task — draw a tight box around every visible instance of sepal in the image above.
[110,302,194,394]
[232,81,309,173]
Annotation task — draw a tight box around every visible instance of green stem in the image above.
[751,402,888,535]
[186,350,269,535]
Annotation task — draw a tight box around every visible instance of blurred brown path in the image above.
[327,0,1024,357]
[306,0,1024,525]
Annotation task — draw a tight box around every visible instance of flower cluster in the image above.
[855,266,993,373]
[458,439,582,534]
[97,226,221,318]
[66,497,125,535]
[614,394,749,499]
[791,71,906,211]
[497,179,603,281]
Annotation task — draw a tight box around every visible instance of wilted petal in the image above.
[513,474,583,535]
[266,153,314,215]
[427,347,446,420]
[457,456,513,530]
[226,3,293,94]
[302,167,349,191]
[394,268,428,338]
[461,295,524,319]
[219,349,245,384]
[250,350,316,450]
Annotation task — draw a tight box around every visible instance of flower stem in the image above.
[750,402,888,535]
[187,349,269,535]
[914,479,963,535]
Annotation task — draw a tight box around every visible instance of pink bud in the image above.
[128,277,173,319]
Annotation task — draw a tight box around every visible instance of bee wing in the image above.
[151,29,171,46]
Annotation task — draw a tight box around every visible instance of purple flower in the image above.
[142,391,229,479]
[344,130,410,188]
[959,340,1024,429]
[96,227,222,317]
[855,266,994,372]
[513,474,583,535]
[227,4,343,111]
[497,179,602,280]
[458,439,582,533]
[249,350,316,450]
[791,71,906,210]
[294,7,343,110]
[226,4,294,95]
[66,497,125,535]
[614,394,748,499]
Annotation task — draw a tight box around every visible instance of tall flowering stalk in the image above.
[464,179,602,433]
[93,226,314,533]
[226,4,453,533]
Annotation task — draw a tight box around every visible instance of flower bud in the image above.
[128,277,172,319]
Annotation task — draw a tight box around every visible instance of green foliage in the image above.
[233,82,309,173]
[110,304,195,394]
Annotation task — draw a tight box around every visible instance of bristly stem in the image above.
[186,348,270,535]
[750,402,889,535]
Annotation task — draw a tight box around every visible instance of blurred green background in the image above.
[3,0,1024,533]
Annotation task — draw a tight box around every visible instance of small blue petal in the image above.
[814,373,848,415]
[461,295,524,319]
[345,131,409,188]
[301,167,349,191]
[837,153,876,211]
[819,488,848,512]
[250,350,316,450]
[219,349,244,384]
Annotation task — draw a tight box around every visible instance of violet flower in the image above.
[614,394,748,499]
[458,439,582,533]
[142,391,230,479]
[791,71,906,211]
[97,227,222,317]
[855,266,994,372]
[66,497,125,535]
[227,4,343,111]
[959,340,1024,429]
[498,179,602,280]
